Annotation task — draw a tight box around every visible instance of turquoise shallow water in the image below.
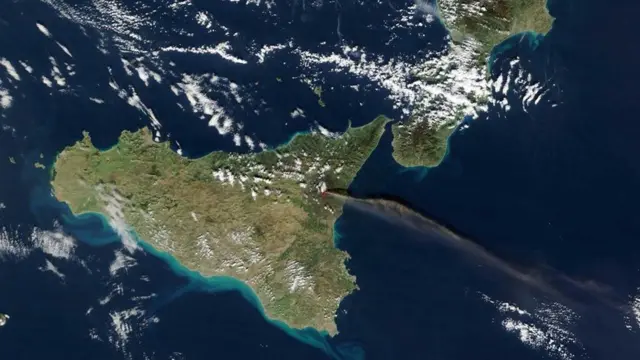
[2,0,640,359]
[30,181,352,358]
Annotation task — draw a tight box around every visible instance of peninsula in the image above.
[391,0,552,167]
[439,0,553,65]
[51,116,389,334]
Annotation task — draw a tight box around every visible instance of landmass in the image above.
[51,116,389,334]
[440,0,553,65]
[391,0,552,167]
[313,86,326,107]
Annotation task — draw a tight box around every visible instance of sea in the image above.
[1,0,640,359]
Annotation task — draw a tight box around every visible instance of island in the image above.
[391,0,552,167]
[51,116,389,334]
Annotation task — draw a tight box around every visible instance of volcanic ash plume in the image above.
[322,189,632,316]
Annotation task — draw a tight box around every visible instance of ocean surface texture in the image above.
[1,0,640,360]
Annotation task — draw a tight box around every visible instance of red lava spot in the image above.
[321,191,327,198]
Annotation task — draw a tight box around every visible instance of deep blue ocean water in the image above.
[1,0,640,359]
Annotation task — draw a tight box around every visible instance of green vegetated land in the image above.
[391,117,459,168]
[391,0,552,168]
[51,116,389,334]
[444,0,553,63]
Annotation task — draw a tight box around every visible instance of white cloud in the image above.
[40,259,66,280]
[0,227,31,261]
[109,249,137,276]
[0,88,13,109]
[481,293,581,360]
[31,228,76,260]
[57,42,74,58]
[36,23,53,37]
[157,42,248,65]
[0,58,21,81]
[176,74,236,136]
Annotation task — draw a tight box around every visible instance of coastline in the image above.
[391,0,555,170]
[45,193,352,359]
[34,1,556,354]
[4,0,637,358]
[44,117,389,356]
